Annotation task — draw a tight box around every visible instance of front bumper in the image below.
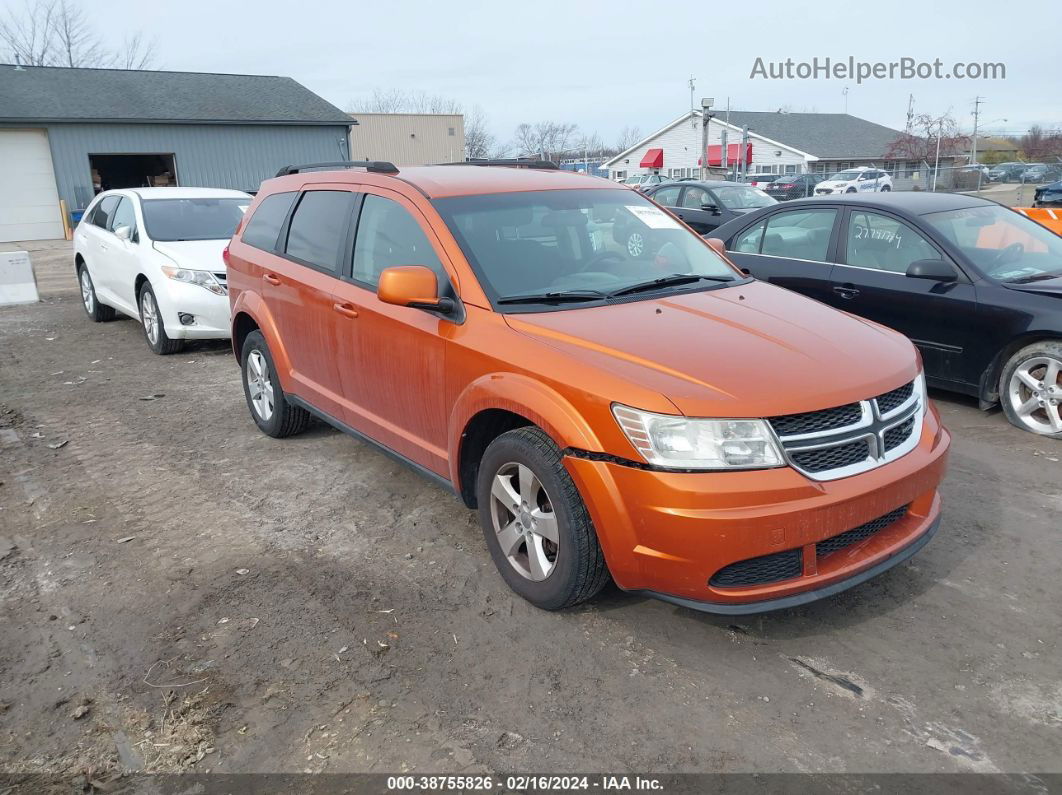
[563,405,950,613]
[153,280,231,340]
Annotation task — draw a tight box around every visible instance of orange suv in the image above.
[226,160,950,614]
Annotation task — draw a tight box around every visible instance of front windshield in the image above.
[713,186,775,209]
[923,205,1062,282]
[142,198,250,241]
[624,175,644,185]
[830,170,863,181]
[433,189,741,309]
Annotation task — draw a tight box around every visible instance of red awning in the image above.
[639,148,664,168]
[706,143,753,166]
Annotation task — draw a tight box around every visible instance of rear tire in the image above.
[138,282,183,355]
[880,185,891,192]
[476,427,611,610]
[241,330,310,438]
[999,341,1062,438]
[78,265,116,322]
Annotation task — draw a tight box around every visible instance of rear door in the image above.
[831,207,980,384]
[726,205,841,304]
[249,188,355,418]
[330,188,455,475]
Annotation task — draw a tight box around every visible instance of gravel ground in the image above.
[0,243,1060,783]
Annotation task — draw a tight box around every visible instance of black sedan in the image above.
[708,192,1062,438]
[764,174,821,201]
[641,180,776,235]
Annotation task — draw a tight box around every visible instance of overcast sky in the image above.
[94,0,1056,146]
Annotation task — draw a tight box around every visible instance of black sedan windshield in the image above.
[142,198,250,242]
[923,205,1062,281]
[434,189,740,308]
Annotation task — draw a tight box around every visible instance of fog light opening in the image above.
[178,312,196,326]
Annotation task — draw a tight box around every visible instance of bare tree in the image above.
[1,0,156,68]
[885,112,969,162]
[1020,125,1062,161]
[615,125,642,152]
[464,105,496,160]
[351,89,462,115]
[513,121,579,161]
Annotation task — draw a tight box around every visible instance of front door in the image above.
[331,189,454,475]
[727,205,841,304]
[106,196,142,310]
[675,184,723,234]
[830,207,979,385]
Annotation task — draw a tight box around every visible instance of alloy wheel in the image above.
[1007,356,1062,434]
[80,270,94,314]
[141,290,159,345]
[246,349,275,422]
[489,462,559,581]
[627,232,645,257]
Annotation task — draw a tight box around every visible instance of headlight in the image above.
[612,404,785,470]
[161,266,225,296]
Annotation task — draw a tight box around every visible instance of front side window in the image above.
[242,192,296,251]
[761,208,837,262]
[433,188,741,309]
[284,191,355,272]
[923,205,1062,282]
[681,186,711,209]
[845,211,938,273]
[733,219,766,253]
[352,195,447,287]
[143,197,250,242]
[109,197,137,240]
[652,185,681,206]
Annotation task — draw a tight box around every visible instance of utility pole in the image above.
[720,98,731,180]
[689,76,697,125]
[700,97,714,179]
[740,125,750,181]
[842,87,849,114]
[932,116,943,191]
[905,94,915,135]
[971,96,984,165]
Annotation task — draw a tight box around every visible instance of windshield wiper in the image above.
[607,273,732,298]
[1006,272,1062,284]
[497,289,606,305]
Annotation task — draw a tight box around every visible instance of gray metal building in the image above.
[0,64,351,242]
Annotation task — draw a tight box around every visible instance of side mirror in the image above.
[705,236,744,272]
[906,259,958,282]
[377,265,455,313]
[114,225,132,241]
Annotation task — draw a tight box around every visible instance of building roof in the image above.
[604,110,904,168]
[0,64,351,125]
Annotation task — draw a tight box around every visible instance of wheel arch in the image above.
[449,374,606,509]
[979,332,1062,407]
[228,290,290,381]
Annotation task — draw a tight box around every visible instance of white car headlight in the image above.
[612,404,785,470]
[161,266,225,296]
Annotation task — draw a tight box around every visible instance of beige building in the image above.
[348,113,465,166]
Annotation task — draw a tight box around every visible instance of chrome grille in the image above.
[771,378,924,481]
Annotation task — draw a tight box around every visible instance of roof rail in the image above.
[274,160,399,177]
[438,158,559,170]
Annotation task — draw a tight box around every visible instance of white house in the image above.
[603,110,905,182]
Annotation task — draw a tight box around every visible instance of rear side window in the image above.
[242,191,297,252]
[762,208,837,262]
[90,196,120,229]
[284,191,355,272]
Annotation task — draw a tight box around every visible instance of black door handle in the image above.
[833,285,860,299]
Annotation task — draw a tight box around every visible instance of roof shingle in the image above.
[0,64,351,125]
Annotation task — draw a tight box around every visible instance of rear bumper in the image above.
[563,405,950,611]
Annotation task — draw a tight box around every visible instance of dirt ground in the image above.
[1,242,1060,784]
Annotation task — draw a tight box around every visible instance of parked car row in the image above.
[74,162,953,617]
[988,162,1062,184]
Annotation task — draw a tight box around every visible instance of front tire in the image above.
[880,185,891,192]
[1000,342,1062,438]
[138,282,183,355]
[240,330,310,438]
[476,427,610,610]
[78,265,115,322]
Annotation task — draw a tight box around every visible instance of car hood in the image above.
[504,281,919,418]
[152,239,228,272]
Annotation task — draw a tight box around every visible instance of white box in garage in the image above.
[0,250,40,306]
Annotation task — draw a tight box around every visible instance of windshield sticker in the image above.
[626,205,683,230]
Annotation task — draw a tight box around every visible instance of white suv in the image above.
[814,167,892,195]
[74,188,251,354]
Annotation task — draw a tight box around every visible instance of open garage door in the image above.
[0,129,65,243]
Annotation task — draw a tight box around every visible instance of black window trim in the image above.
[276,188,358,277]
[242,190,300,255]
[835,206,972,283]
[90,194,121,231]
